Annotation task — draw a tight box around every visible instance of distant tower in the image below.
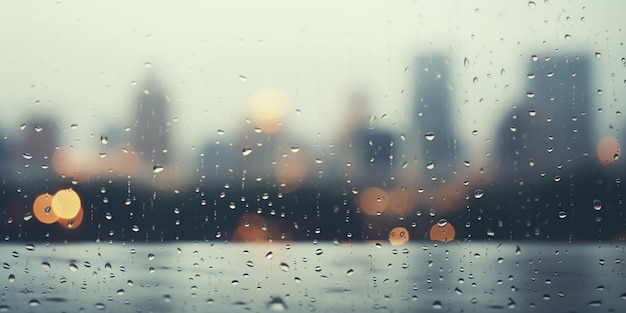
[133,76,170,166]
[413,55,459,183]
[497,53,592,181]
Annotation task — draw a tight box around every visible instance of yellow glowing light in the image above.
[58,206,84,229]
[358,187,389,215]
[249,89,290,134]
[33,193,58,224]
[430,221,456,242]
[597,136,620,165]
[388,226,409,245]
[51,189,82,219]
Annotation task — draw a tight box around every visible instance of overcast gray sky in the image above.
[1,0,623,165]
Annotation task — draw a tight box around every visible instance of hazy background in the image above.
[2,0,624,170]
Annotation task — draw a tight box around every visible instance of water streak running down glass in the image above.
[0,1,625,312]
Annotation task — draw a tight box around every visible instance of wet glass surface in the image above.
[1,0,626,311]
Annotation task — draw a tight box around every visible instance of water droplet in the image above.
[100,135,108,144]
[347,269,354,276]
[526,92,535,98]
[587,300,602,307]
[528,1,536,9]
[426,161,436,170]
[22,153,33,160]
[593,199,602,211]
[564,34,572,40]
[28,299,40,307]
[437,219,448,227]
[528,110,537,116]
[70,124,78,130]
[267,297,287,311]
[515,245,522,255]
[163,294,171,303]
[132,225,140,232]
[464,57,469,69]
[472,76,479,85]
[280,263,289,272]
[432,300,443,309]
[595,52,602,59]
[455,287,463,295]
[265,251,274,260]
[425,132,435,141]
[144,62,153,68]
[473,189,484,199]
[95,302,105,310]
[41,262,50,270]
[68,263,78,271]
[152,165,164,173]
[239,75,247,82]
[24,243,35,251]
[558,211,567,219]
[8,274,15,283]
[148,253,155,261]
[242,147,253,156]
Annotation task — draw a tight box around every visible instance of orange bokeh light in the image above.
[358,187,389,215]
[51,189,82,219]
[597,136,620,165]
[232,215,292,242]
[58,206,84,229]
[388,226,409,245]
[33,193,58,224]
[429,221,455,242]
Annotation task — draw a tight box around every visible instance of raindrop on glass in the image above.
[593,199,602,211]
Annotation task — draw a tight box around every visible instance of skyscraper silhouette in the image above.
[132,76,170,167]
[497,53,592,182]
[413,55,459,183]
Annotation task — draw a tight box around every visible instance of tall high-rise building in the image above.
[412,55,459,183]
[132,76,170,167]
[497,53,592,182]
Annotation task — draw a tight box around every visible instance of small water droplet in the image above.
[163,294,171,303]
[70,124,78,130]
[8,274,15,283]
[152,165,164,173]
[148,253,155,261]
[279,263,289,272]
[528,1,536,9]
[265,251,274,260]
[95,302,105,310]
[28,299,40,307]
[426,161,436,170]
[144,62,153,68]
[68,263,78,272]
[242,147,253,156]
[558,211,567,219]
[267,297,287,311]
[473,189,484,199]
[132,225,140,232]
[464,57,469,69]
[24,243,35,251]
[315,248,323,256]
[347,269,354,276]
[100,135,108,144]
[432,300,443,309]
[564,34,572,40]
[593,199,602,211]
[425,132,435,141]
[437,219,448,227]
[515,245,522,255]
[22,153,33,160]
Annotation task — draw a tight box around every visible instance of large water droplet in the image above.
[473,189,484,199]
[267,297,287,311]
[242,147,253,156]
[152,165,164,173]
[593,199,602,211]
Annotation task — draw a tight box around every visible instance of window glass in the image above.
[1,1,625,312]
